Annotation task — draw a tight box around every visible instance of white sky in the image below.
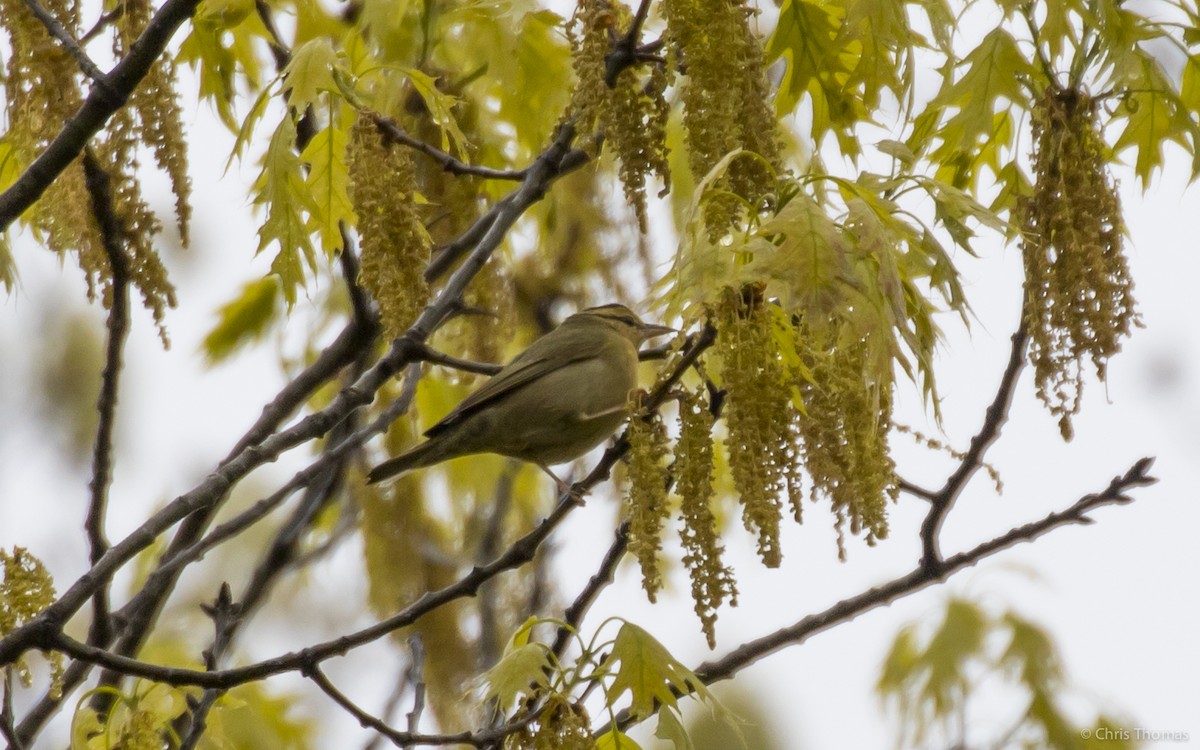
[2,2,1199,748]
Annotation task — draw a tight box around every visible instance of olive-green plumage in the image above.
[367,304,674,484]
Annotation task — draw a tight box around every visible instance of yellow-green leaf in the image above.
[599,622,707,720]
[482,642,551,710]
[300,122,355,253]
[653,708,693,750]
[284,38,340,111]
[201,276,282,363]
[400,66,470,157]
[254,116,318,306]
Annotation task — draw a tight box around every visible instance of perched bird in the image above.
[367,303,675,486]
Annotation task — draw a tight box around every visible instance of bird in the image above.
[367,303,675,488]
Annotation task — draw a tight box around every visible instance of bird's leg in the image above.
[535,464,585,505]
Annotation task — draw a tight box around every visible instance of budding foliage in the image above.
[1,0,180,343]
[568,0,672,230]
[663,0,780,217]
[675,384,737,648]
[712,286,794,567]
[0,0,89,270]
[115,0,192,246]
[624,399,672,601]
[795,326,896,554]
[1022,89,1137,440]
[348,115,431,339]
[1,547,63,698]
[505,696,592,750]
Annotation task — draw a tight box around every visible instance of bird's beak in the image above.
[638,323,677,341]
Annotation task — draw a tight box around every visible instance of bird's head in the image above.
[570,304,676,344]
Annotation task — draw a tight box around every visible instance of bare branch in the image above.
[1,671,25,750]
[598,457,1156,737]
[420,123,589,284]
[371,114,528,181]
[550,521,630,661]
[417,344,503,376]
[604,0,656,86]
[20,0,108,84]
[80,150,130,647]
[920,319,1029,568]
[0,0,204,229]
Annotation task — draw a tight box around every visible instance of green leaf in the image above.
[0,232,14,292]
[194,0,254,29]
[284,38,340,112]
[201,276,282,363]
[600,622,708,720]
[227,80,276,171]
[876,139,916,166]
[482,619,552,710]
[482,643,551,710]
[253,116,318,306]
[1111,55,1200,184]
[767,0,864,155]
[399,66,470,156]
[300,122,355,253]
[748,190,855,320]
[877,626,920,695]
[653,708,694,750]
[920,598,987,714]
[908,28,1034,187]
[177,13,267,132]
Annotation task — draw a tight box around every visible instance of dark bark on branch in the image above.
[920,318,1029,569]
[80,150,130,649]
[0,0,205,229]
[595,457,1156,739]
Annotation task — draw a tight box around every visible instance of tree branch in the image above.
[19,0,108,84]
[0,671,24,750]
[36,327,718,694]
[0,0,204,229]
[601,457,1156,736]
[416,344,503,376]
[920,319,1029,569]
[550,521,630,661]
[80,150,130,648]
[371,114,528,181]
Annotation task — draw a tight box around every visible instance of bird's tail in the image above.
[366,439,454,484]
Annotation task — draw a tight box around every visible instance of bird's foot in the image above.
[538,465,586,506]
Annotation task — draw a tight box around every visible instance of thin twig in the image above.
[310,662,536,748]
[1,671,25,750]
[920,320,1029,569]
[20,0,109,84]
[362,660,413,750]
[598,457,1157,737]
[372,114,527,181]
[417,344,503,376]
[550,521,630,661]
[404,635,427,735]
[897,478,938,502]
[0,0,204,229]
[81,149,130,648]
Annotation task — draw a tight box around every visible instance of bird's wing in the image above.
[424,347,601,437]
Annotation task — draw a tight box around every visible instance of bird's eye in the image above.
[618,316,637,326]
